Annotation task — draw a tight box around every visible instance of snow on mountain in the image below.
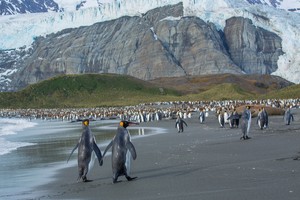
[185,0,300,84]
[280,0,300,11]
[0,0,300,84]
[0,0,60,15]
[55,0,101,12]
[246,0,300,12]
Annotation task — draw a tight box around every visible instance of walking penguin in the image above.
[102,121,138,183]
[175,115,188,133]
[240,106,252,140]
[284,105,294,125]
[67,119,103,182]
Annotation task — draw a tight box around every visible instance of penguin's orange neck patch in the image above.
[83,120,89,126]
[120,121,124,127]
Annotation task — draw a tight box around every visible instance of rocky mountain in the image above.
[4,3,284,91]
[224,17,283,74]
[0,0,300,91]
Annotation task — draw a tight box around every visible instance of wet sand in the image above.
[28,109,300,199]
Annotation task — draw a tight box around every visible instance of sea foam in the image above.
[0,118,37,156]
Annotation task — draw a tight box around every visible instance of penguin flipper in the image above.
[126,142,137,160]
[92,140,103,166]
[67,142,79,163]
[183,121,188,127]
[102,140,113,158]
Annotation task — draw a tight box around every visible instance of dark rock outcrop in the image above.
[224,17,284,74]
[155,17,242,75]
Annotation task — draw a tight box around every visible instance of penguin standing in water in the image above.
[102,121,138,183]
[175,116,188,133]
[284,105,294,125]
[67,119,103,182]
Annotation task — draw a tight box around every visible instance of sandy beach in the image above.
[1,108,300,200]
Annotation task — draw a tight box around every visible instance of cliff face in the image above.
[224,17,283,74]
[7,3,284,91]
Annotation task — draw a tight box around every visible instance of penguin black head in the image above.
[82,119,89,126]
[119,121,139,128]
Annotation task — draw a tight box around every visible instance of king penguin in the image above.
[284,106,294,125]
[102,121,138,183]
[175,116,188,133]
[199,109,205,123]
[67,119,103,182]
[257,107,268,129]
[217,108,225,128]
[240,106,251,140]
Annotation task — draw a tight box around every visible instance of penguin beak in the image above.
[128,122,139,126]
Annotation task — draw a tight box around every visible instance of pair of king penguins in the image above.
[67,119,138,183]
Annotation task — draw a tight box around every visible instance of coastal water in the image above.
[0,118,163,200]
[0,118,37,156]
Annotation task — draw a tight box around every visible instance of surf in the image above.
[0,118,37,156]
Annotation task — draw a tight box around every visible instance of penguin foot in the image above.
[77,177,93,183]
[293,156,300,160]
[240,136,251,140]
[126,176,137,182]
[83,179,93,182]
[112,180,122,184]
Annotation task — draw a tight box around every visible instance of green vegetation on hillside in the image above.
[184,83,256,100]
[263,84,300,99]
[0,74,181,108]
[0,74,299,109]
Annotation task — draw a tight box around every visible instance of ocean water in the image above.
[0,118,37,156]
[0,118,165,200]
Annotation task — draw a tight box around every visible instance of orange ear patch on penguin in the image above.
[83,119,89,126]
[119,121,124,127]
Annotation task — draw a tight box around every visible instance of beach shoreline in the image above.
[0,118,171,200]
[27,109,300,200]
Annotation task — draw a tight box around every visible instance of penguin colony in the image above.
[0,99,297,183]
[63,99,299,183]
[1,99,299,121]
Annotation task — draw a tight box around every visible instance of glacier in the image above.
[0,0,299,83]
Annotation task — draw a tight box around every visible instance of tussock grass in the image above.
[184,83,255,101]
[262,84,300,99]
[0,74,298,109]
[0,74,180,108]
